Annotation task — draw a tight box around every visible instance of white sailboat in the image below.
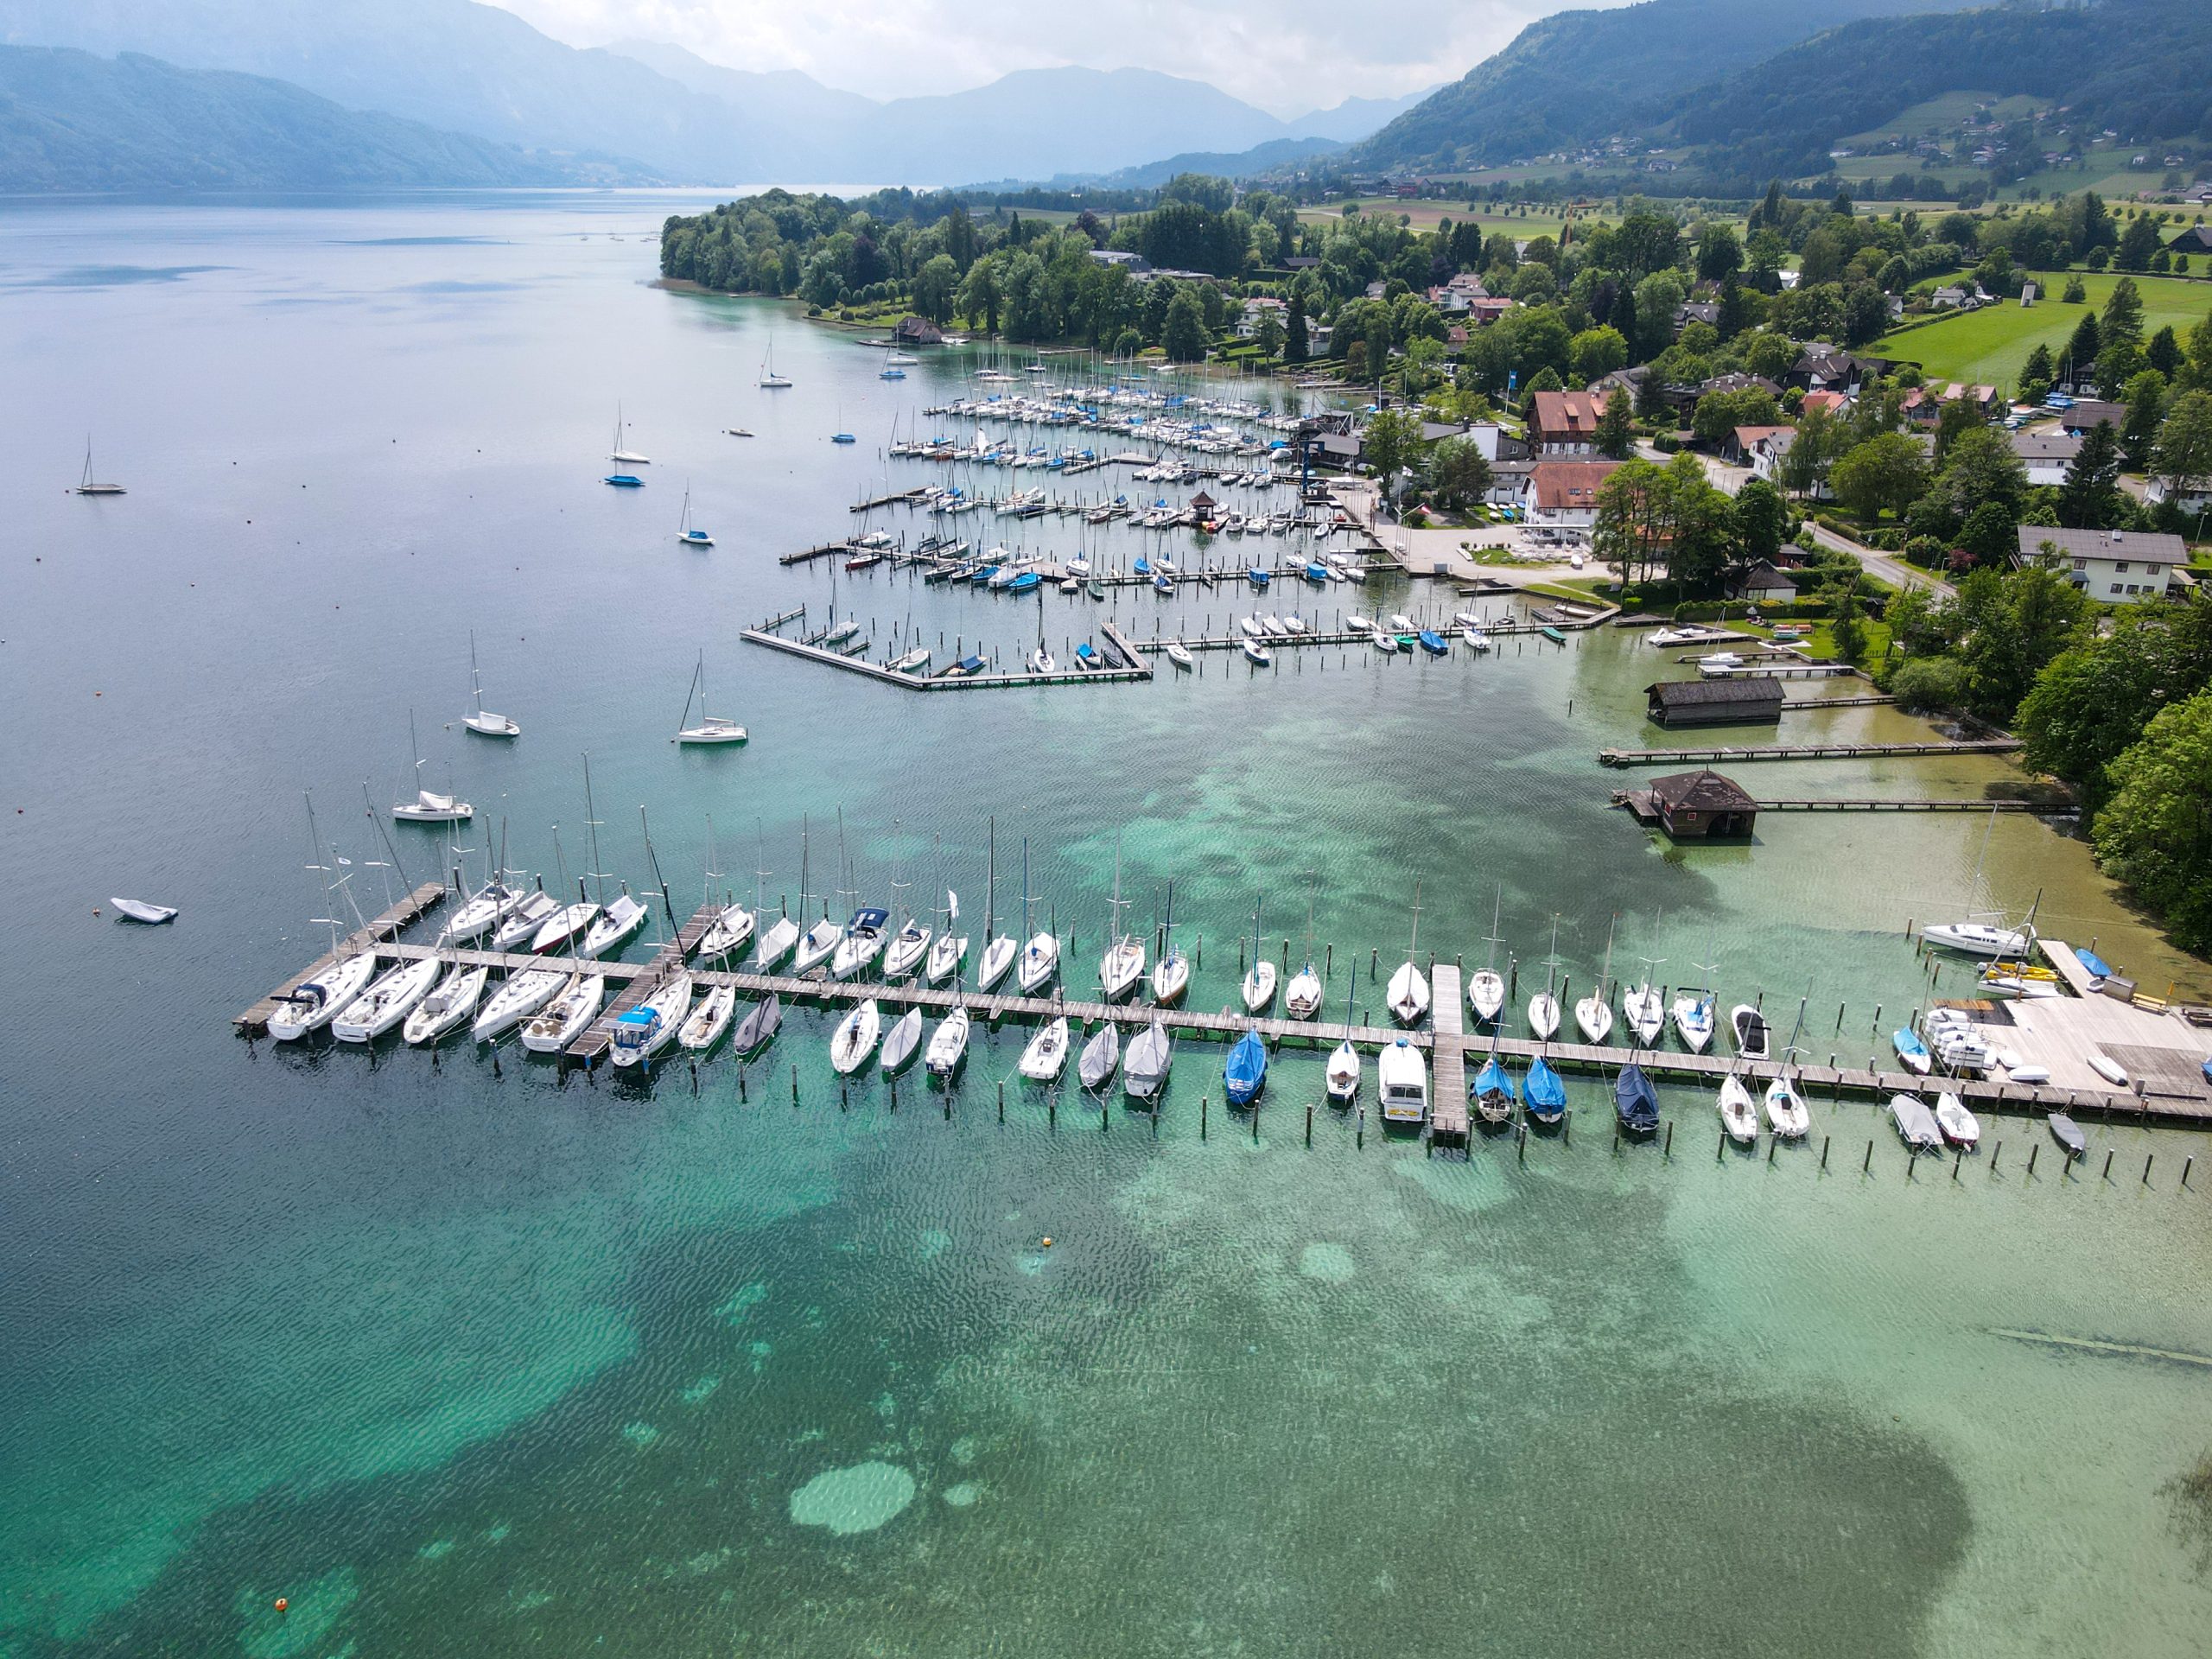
[473,964,566,1040]
[522,972,605,1052]
[1468,885,1506,1024]
[753,825,800,968]
[1097,833,1145,1000]
[1241,892,1276,1014]
[759,337,792,389]
[1283,877,1322,1019]
[1922,807,2035,957]
[831,999,880,1073]
[925,1005,970,1077]
[880,1007,924,1074]
[462,632,519,737]
[1386,880,1428,1026]
[492,888,558,951]
[677,984,738,1052]
[1527,916,1562,1040]
[1124,1018,1173,1101]
[1326,967,1362,1104]
[676,483,713,547]
[268,797,375,1041]
[609,972,691,1068]
[609,404,651,464]
[1718,1072,1760,1144]
[1014,836,1057,994]
[791,817,842,973]
[1622,915,1665,1047]
[392,712,473,823]
[1672,940,1717,1052]
[976,819,1020,991]
[674,652,747,745]
[1573,913,1616,1044]
[1150,880,1189,1006]
[881,827,932,979]
[333,957,442,1042]
[75,438,125,496]
[925,872,968,984]
[405,963,489,1045]
[1020,1015,1071,1082]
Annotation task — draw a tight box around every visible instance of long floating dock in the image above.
[739,625,1150,690]
[1601,739,2022,766]
[233,882,447,1033]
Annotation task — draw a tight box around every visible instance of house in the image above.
[1236,296,1286,338]
[2059,400,2125,436]
[2017,526,2190,602]
[1726,423,1794,467]
[2167,226,2212,254]
[1904,383,1999,425]
[1697,372,1782,402]
[1788,347,1867,394]
[1673,301,1722,336]
[891,315,944,345]
[1085,250,1150,275]
[1525,459,1622,531]
[1466,297,1515,327]
[2053,359,2102,398]
[1799,389,1849,418]
[1421,421,1510,461]
[1644,677,1785,728]
[1732,560,1798,603]
[1628,773,1758,842]
[2008,429,2082,486]
[1283,255,1322,271]
[2146,475,2212,514]
[1306,321,1334,354]
[1445,324,1469,350]
[1529,390,1612,455]
[1485,459,1536,507]
[1590,365,1649,404]
[1744,427,1808,491]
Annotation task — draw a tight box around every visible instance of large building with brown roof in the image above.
[1529,390,1613,455]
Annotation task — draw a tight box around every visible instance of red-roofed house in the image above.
[1725,424,1794,467]
[1524,459,1623,531]
[1799,389,1848,417]
[1529,390,1612,456]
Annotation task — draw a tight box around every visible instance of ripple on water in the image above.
[788,1463,917,1535]
[1299,1243,1357,1282]
[235,1566,356,1658]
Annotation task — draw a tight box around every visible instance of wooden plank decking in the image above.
[1430,965,1470,1141]
[565,903,723,1062]
[1602,739,2022,766]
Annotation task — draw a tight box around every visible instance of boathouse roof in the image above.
[1648,768,1758,813]
[1645,677,1784,709]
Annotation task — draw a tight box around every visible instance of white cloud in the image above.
[486,0,1621,115]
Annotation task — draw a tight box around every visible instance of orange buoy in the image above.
[274,1598,289,1614]
[1040,1236,1052,1249]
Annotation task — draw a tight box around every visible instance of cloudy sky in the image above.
[488,0,1624,115]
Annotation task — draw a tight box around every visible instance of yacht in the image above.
[521,973,605,1052]
[1376,1037,1428,1126]
[491,890,558,951]
[696,901,757,963]
[831,1000,881,1073]
[580,893,649,958]
[531,898,597,954]
[404,963,489,1045]
[925,1006,970,1077]
[471,965,567,1040]
[394,789,474,824]
[1020,1016,1071,1082]
[332,957,442,1042]
[677,984,738,1052]
[266,952,379,1042]
[830,906,890,979]
[609,974,692,1069]
[1920,920,2032,958]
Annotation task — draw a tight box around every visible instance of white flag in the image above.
[946,890,959,923]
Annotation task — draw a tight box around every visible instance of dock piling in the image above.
[1864,1139,1873,1173]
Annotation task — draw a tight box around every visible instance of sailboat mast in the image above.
[582,754,606,906]
[983,815,996,940]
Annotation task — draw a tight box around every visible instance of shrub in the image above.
[1891,656,1971,713]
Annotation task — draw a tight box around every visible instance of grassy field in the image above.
[1294,199,1594,237]
[1871,270,2211,388]
[1836,92,2044,151]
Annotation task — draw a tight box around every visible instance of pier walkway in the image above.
[1430,965,1470,1141]
[233,882,446,1034]
[1601,739,2022,766]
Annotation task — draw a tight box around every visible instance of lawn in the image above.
[1294,200,1592,238]
[1835,91,2044,149]
[1870,270,2212,390]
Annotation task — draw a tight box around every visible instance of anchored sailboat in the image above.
[674,651,747,745]
[462,631,519,738]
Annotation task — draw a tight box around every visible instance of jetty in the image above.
[565,903,722,1064]
[232,882,446,1033]
[1600,738,2022,766]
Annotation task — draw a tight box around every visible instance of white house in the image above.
[1523,460,1622,537]
[1236,296,1287,338]
[2008,429,2082,487]
[2146,474,2212,514]
[2018,526,2190,602]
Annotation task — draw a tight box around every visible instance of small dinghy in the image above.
[1730,1005,1770,1060]
[1020,1015,1071,1082]
[111,897,177,924]
[731,993,782,1055]
[1521,1056,1567,1125]
[1166,640,1194,671]
[1224,1028,1268,1106]
[2088,1054,2128,1088]
[831,999,881,1075]
[1124,1020,1173,1102]
[1933,1093,1980,1149]
[405,963,488,1045]
[1614,1064,1660,1135]
[677,984,738,1052]
[1763,1074,1810,1138]
[1718,1075,1759,1144]
[880,1007,924,1075]
[1077,1021,1120,1091]
[2046,1112,2087,1160]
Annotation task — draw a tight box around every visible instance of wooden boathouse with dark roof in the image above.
[1644,675,1783,728]
[1622,769,1760,839]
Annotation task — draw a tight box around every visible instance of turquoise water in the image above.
[3,194,2209,1655]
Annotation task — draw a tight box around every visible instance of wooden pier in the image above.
[739,623,1150,690]
[849,488,930,513]
[1600,738,2022,766]
[779,542,856,566]
[564,903,721,1063]
[1429,965,1470,1142]
[233,881,447,1033]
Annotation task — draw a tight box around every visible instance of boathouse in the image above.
[892,315,944,345]
[1645,676,1783,727]
[1638,769,1759,839]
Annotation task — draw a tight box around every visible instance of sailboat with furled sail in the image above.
[674,652,747,745]
[752,823,800,968]
[1097,832,1144,1001]
[462,631,519,737]
[1387,880,1429,1026]
[759,336,792,389]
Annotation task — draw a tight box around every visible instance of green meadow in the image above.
[1872,270,2211,388]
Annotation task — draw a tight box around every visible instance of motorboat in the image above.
[1376,1037,1428,1126]
[1622,982,1663,1046]
[1614,1064,1660,1134]
[2047,1112,2087,1160]
[1020,1016,1071,1082]
[1242,960,1277,1014]
[1672,988,1715,1053]
[1460,625,1491,651]
[695,902,757,963]
[1388,959,1429,1025]
[1124,1020,1173,1101]
[333,957,441,1042]
[1892,1027,1932,1075]
[267,952,379,1041]
[1346,613,1375,632]
[831,1000,881,1074]
[1889,1093,1944,1154]
[471,965,566,1039]
[395,788,474,824]
[880,1007,923,1074]
[925,1006,970,1077]
[1933,1093,1980,1148]
[522,973,604,1052]
[1763,1074,1810,1138]
[1078,1022,1120,1090]
[731,993,781,1055]
[580,893,649,958]
[1389,613,1414,632]
[1371,627,1402,654]
[1326,1038,1360,1104]
[531,899,599,955]
[830,906,890,979]
[1730,1005,1770,1060]
[492,890,558,951]
[677,984,738,1052]
[1522,1056,1567,1125]
[111,897,178,924]
[1471,1052,1514,1125]
[1718,1075,1760,1144]
[609,973,691,1069]
[404,963,488,1044]
[1224,1028,1268,1106]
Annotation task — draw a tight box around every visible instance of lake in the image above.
[3,191,2209,1656]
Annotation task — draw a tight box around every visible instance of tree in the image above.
[1957,564,2091,719]
[1734,478,1788,564]
[1361,409,1421,505]
[1779,402,1844,499]
[1692,385,1782,449]
[2152,389,2212,501]
[1285,296,1309,365]
[1568,325,1628,385]
[1665,452,1737,592]
[957,256,1001,334]
[2057,421,2123,528]
[912,253,958,326]
[2103,276,2145,357]
[2094,689,2212,951]
[1932,394,1981,464]
[1161,287,1208,362]
[1594,389,1635,460]
[2062,273,2087,304]
[1830,432,1929,524]
[2065,311,2101,381]
[1958,500,2018,569]
[1891,656,1971,714]
[1593,457,1669,588]
[2018,342,2056,406]
[1827,576,1867,663]
[1696,221,1744,285]
[1937,426,2030,522]
[1427,438,1494,512]
[1255,309,1285,359]
[2020,624,2178,821]
[2120,369,2168,467]
[2117,213,2163,272]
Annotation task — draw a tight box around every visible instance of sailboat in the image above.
[1283,877,1321,1019]
[752,825,800,968]
[1922,807,2032,957]
[880,1007,924,1074]
[1151,881,1189,1006]
[1471,1040,1514,1126]
[1224,1027,1268,1106]
[1574,914,1616,1043]
[1622,914,1665,1047]
[1387,880,1428,1025]
[693,818,756,962]
[676,484,713,547]
[1020,1015,1071,1082]
[334,957,442,1042]
[1326,966,1361,1105]
[405,963,489,1045]
[791,817,842,974]
[1764,996,1811,1137]
[674,652,747,745]
[759,337,792,389]
[392,711,474,823]
[1527,917,1562,1040]
[1614,1064,1661,1134]
[462,632,519,737]
[268,797,377,1041]
[1125,1019,1173,1102]
[610,973,691,1069]
[1097,833,1145,1000]
[1469,885,1506,1024]
[522,970,606,1052]
[75,439,125,496]
[1718,1072,1759,1144]
[881,823,932,978]
[1240,891,1276,1013]
[925,840,968,982]
[608,404,650,464]
[1673,940,1717,1053]
[831,999,880,1073]
[1521,1055,1567,1125]
[731,992,782,1055]
[576,778,649,958]
[977,819,1019,991]
[1077,1021,1120,1090]
[925,1003,970,1077]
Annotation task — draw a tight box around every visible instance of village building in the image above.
[2145,474,2212,514]
[1524,458,1621,533]
[1786,347,1868,394]
[890,315,944,345]
[2167,226,2212,255]
[1644,676,1784,728]
[2018,526,2190,602]
[1528,390,1612,455]
[2008,429,2082,486]
[2058,399,2126,435]
[1732,559,1799,604]
[1725,423,1795,467]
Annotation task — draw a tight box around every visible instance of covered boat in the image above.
[1521,1056,1567,1124]
[1613,1064,1660,1134]
[1224,1028,1268,1106]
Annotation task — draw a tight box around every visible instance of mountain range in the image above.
[0,0,1433,188]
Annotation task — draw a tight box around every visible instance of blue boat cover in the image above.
[1613,1063,1659,1130]
[1418,630,1447,654]
[1471,1054,1511,1100]
[2074,945,2115,979]
[1522,1056,1567,1119]
[1224,1029,1268,1105]
[1247,569,1270,585]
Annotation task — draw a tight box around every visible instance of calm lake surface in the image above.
[3,192,2209,1656]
